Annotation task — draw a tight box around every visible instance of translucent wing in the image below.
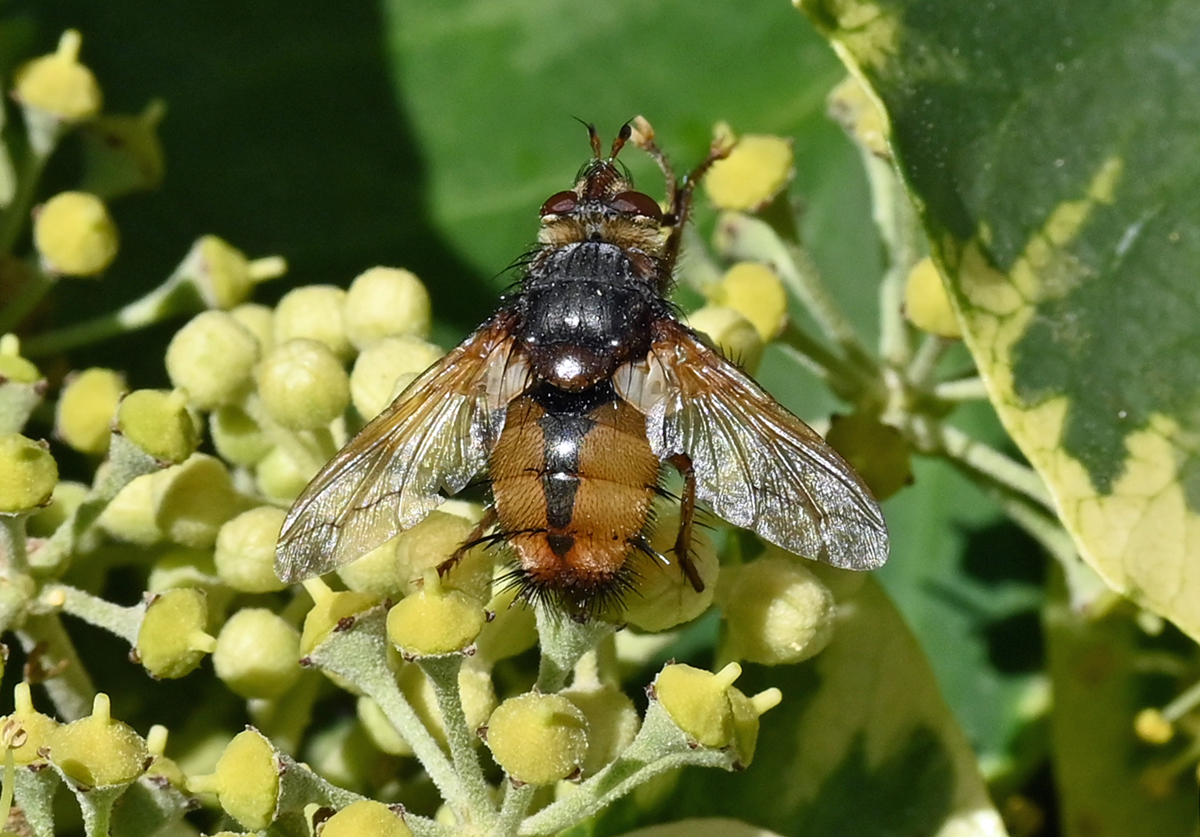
[275,316,529,582]
[614,319,888,569]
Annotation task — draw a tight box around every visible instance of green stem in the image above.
[0,515,29,576]
[778,323,884,408]
[935,423,1055,513]
[864,153,922,367]
[905,333,952,390]
[0,139,55,255]
[534,602,614,693]
[492,782,535,837]
[40,583,141,644]
[419,656,497,831]
[933,376,990,402]
[15,613,95,720]
[22,275,198,358]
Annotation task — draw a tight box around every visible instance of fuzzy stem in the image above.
[15,613,94,720]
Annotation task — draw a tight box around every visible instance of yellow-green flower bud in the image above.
[685,306,764,373]
[188,729,279,830]
[322,800,414,837]
[560,683,640,776]
[386,573,486,656]
[136,587,215,679]
[48,693,149,787]
[98,471,160,544]
[257,338,349,431]
[54,367,123,455]
[166,311,260,411]
[1134,708,1174,745]
[474,585,539,664]
[828,74,891,160]
[116,388,201,464]
[177,235,285,311]
[27,479,88,537]
[213,608,301,699]
[619,500,717,632]
[824,412,912,501]
[230,302,275,353]
[152,454,251,548]
[0,433,57,513]
[2,682,59,765]
[13,30,101,123]
[209,403,271,467]
[345,267,432,350]
[485,693,588,785]
[719,556,835,665]
[79,100,166,197]
[254,445,315,502]
[707,262,788,341]
[350,335,444,419]
[214,506,289,593]
[299,580,380,656]
[704,133,794,212]
[335,535,402,596]
[145,547,222,595]
[33,191,118,276]
[653,663,779,765]
[393,506,490,600]
[0,334,41,384]
[273,285,351,361]
[903,256,962,339]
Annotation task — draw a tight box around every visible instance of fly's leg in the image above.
[668,453,705,593]
[436,506,499,578]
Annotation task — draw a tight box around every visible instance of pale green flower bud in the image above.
[299,580,380,656]
[0,433,57,513]
[213,608,301,699]
[474,584,539,664]
[345,267,432,350]
[273,285,351,361]
[619,500,717,632]
[393,505,491,601]
[337,535,402,596]
[560,682,640,776]
[394,659,495,748]
[386,572,486,657]
[0,334,41,384]
[257,338,349,431]
[254,445,315,502]
[685,305,764,373]
[47,693,149,787]
[653,662,780,766]
[704,131,794,212]
[357,696,412,757]
[151,454,251,548]
[187,729,279,830]
[719,555,836,665]
[707,262,788,341]
[33,191,118,276]
[115,388,201,464]
[166,311,260,411]
[214,506,288,593]
[27,479,88,537]
[55,367,123,455]
[350,335,444,419]
[136,587,216,679]
[97,471,160,544]
[321,800,413,837]
[13,30,101,123]
[229,302,275,353]
[485,693,588,785]
[209,402,272,467]
[177,235,286,311]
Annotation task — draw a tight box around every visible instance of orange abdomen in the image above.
[489,389,659,602]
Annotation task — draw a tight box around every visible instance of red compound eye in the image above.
[540,191,578,216]
[611,190,663,221]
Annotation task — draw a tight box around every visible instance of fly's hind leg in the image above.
[668,454,705,593]
[436,506,499,579]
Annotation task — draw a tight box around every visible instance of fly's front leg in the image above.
[436,506,499,578]
[668,453,704,593]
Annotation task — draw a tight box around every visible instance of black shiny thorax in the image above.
[513,241,666,391]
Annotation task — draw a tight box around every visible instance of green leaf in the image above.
[593,578,1004,836]
[1044,575,1199,837]
[801,0,1200,640]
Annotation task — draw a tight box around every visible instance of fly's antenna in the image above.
[608,121,632,161]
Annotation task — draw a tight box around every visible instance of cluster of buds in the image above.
[0,35,861,834]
